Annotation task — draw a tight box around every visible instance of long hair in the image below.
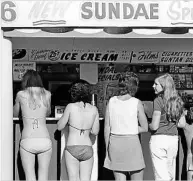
[21,70,49,108]
[118,71,139,96]
[69,79,91,105]
[156,73,184,122]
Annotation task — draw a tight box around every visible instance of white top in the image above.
[109,96,139,135]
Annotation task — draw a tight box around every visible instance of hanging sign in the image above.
[13,62,36,81]
[1,1,193,27]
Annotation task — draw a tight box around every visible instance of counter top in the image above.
[13,117,104,123]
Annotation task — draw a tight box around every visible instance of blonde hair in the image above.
[26,87,50,109]
[21,70,50,109]
[156,73,184,122]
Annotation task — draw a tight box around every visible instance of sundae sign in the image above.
[1,0,193,27]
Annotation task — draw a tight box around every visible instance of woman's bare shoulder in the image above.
[17,90,25,97]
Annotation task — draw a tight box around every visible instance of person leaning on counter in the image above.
[57,79,100,181]
[13,70,52,181]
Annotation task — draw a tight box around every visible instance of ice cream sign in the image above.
[1,1,193,27]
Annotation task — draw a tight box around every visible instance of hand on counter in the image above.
[54,130,61,141]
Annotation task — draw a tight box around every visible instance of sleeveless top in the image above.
[109,96,139,135]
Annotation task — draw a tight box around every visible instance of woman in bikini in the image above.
[13,70,52,181]
[57,79,100,181]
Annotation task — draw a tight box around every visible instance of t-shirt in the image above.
[152,96,178,136]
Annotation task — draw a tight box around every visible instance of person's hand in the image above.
[89,133,97,145]
[54,130,61,140]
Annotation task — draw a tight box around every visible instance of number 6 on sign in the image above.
[1,1,16,22]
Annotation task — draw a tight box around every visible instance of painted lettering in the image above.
[167,1,193,21]
[1,1,16,22]
[81,2,159,20]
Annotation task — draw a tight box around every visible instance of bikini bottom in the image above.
[20,138,52,154]
[65,145,93,162]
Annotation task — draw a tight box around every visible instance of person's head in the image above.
[153,73,178,99]
[21,70,49,108]
[21,70,44,90]
[69,79,91,104]
[118,72,139,96]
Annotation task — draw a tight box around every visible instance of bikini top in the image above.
[68,123,92,135]
[22,116,46,129]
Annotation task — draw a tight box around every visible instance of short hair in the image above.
[21,70,44,90]
[69,79,91,103]
[118,72,139,96]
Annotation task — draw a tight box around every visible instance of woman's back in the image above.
[67,102,98,145]
[16,88,51,139]
[109,96,139,135]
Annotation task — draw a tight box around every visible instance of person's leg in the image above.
[113,171,127,181]
[20,147,36,181]
[187,171,193,181]
[65,150,80,181]
[37,148,52,181]
[79,156,94,181]
[130,169,144,180]
[149,136,170,181]
[167,137,178,181]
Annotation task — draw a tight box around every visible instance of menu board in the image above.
[13,62,36,81]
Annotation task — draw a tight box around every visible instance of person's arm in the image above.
[13,92,21,117]
[46,91,51,117]
[91,107,100,135]
[57,104,71,131]
[138,100,148,133]
[104,102,111,150]
[149,111,161,131]
[177,110,187,128]
[149,98,162,131]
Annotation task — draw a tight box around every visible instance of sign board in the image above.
[13,62,36,81]
[13,49,193,64]
[131,51,193,64]
[29,49,132,63]
[1,1,193,28]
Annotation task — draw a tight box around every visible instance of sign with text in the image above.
[159,51,193,64]
[1,1,193,27]
[13,62,36,81]
[132,51,193,64]
[28,49,132,63]
[131,51,160,64]
[12,49,28,60]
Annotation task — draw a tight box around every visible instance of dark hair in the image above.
[118,72,139,96]
[69,79,91,104]
[21,70,44,90]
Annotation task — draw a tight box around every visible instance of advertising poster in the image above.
[13,62,36,81]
